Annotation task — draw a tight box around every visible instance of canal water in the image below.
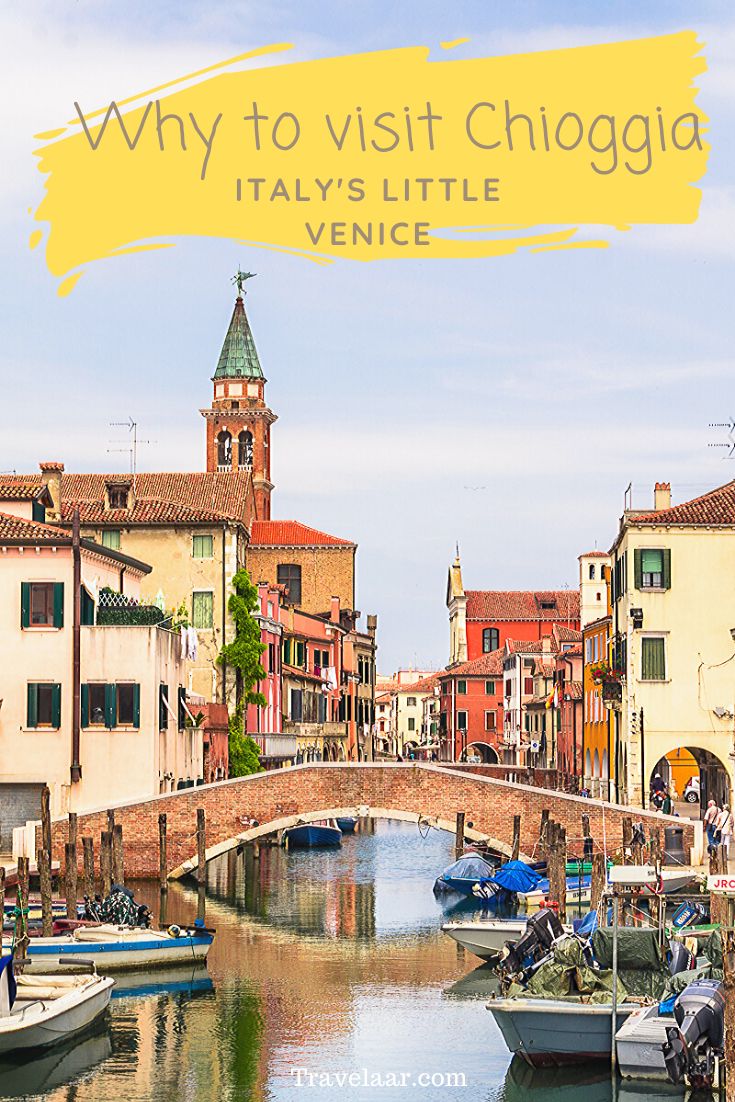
[1,820,681,1102]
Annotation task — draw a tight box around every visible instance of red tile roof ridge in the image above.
[250,519,355,547]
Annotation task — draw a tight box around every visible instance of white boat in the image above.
[0,1026,112,1094]
[442,918,573,960]
[488,996,641,1067]
[0,965,114,1055]
[1,924,214,973]
[520,868,698,909]
[615,1003,670,1080]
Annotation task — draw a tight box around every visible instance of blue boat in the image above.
[433,853,498,896]
[335,817,357,833]
[284,819,342,848]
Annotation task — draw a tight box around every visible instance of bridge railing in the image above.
[444,762,581,793]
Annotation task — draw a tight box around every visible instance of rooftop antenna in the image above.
[107,417,155,489]
[708,419,735,458]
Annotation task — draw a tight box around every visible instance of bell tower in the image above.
[201,272,276,519]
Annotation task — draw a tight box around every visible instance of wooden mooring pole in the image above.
[82,837,94,898]
[454,811,465,860]
[112,824,124,886]
[591,850,606,917]
[724,895,735,1102]
[511,815,521,862]
[64,842,77,920]
[38,848,53,936]
[0,867,5,935]
[40,786,52,861]
[100,831,113,897]
[159,813,168,891]
[16,856,30,963]
[196,809,206,885]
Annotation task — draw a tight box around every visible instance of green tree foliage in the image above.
[218,569,267,776]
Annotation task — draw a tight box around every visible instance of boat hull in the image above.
[488,998,638,1067]
[335,818,357,833]
[284,824,342,848]
[615,1004,670,1080]
[443,919,572,960]
[0,976,114,1054]
[2,931,213,973]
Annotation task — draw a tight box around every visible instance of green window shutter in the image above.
[178,687,186,730]
[21,582,30,628]
[662,549,671,590]
[132,684,140,728]
[642,637,666,680]
[51,683,61,729]
[32,499,46,523]
[159,684,167,729]
[81,684,89,729]
[104,683,117,729]
[27,683,38,728]
[633,549,643,590]
[53,583,64,628]
[80,587,95,625]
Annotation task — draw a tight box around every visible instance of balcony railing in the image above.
[96,588,166,627]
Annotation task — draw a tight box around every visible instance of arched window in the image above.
[217,430,232,469]
[238,430,253,470]
[482,627,499,653]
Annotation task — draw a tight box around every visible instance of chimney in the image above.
[541,635,552,655]
[654,482,671,511]
[330,595,341,623]
[40,462,64,522]
[367,613,378,639]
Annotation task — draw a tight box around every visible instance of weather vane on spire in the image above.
[232,268,256,295]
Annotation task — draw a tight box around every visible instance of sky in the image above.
[1,2,734,673]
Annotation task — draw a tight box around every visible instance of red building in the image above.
[554,643,583,777]
[437,650,504,762]
[447,554,580,665]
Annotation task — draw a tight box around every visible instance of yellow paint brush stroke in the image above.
[31,33,707,286]
[440,39,470,49]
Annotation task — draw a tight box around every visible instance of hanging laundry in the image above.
[187,626,199,661]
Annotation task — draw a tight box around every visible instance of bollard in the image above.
[511,815,521,862]
[41,786,52,861]
[197,809,206,885]
[100,831,113,897]
[454,811,465,860]
[82,837,95,898]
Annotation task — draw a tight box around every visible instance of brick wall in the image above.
[246,545,355,614]
[43,764,694,880]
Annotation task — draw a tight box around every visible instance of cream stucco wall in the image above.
[0,544,199,820]
[615,525,735,805]
[80,523,244,703]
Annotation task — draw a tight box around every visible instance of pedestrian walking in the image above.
[716,804,732,864]
[704,799,720,854]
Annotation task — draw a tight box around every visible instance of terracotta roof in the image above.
[55,472,252,526]
[397,673,439,696]
[61,500,231,526]
[559,645,583,658]
[0,511,70,542]
[505,638,554,655]
[250,519,355,548]
[564,681,583,701]
[0,478,52,504]
[282,663,328,684]
[555,625,583,643]
[634,480,735,527]
[466,589,580,622]
[532,658,555,678]
[579,550,609,559]
[440,649,504,679]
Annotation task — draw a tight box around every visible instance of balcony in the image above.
[251,732,298,760]
[95,588,166,627]
[283,720,348,740]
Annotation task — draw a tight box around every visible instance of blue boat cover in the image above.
[489,860,541,894]
[575,909,599,937]
[440,855,496,881]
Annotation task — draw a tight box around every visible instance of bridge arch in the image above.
[169,806,525,879]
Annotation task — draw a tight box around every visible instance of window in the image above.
[268,642,276,673]
[21,582,63,628]
[540,600,556,610]
[485,680,496,695]
[635,548,670,590]
[108,487,129,509]
[589,564,596,580]
[483,628,499,653]
[523,677,534,695]
[80,586,95,626]
[27,683,61,729]
[484,711,496,731]
[585,638,593,662]
[408,717,416,731]
[504,679,512,698]
[217,430,232,468]
[290,688,303,721]
[192,590,214,629]
[117,683,139,726]
[457,710,467,731]
[407,696,417,706]
[641,636,666,681]
[32,499,46,523]
[102,529,121,550]
[457,681,467,695]
[177,687,187,730]
[159,684,168,730]
[192,534,213,559]
[238,430,253,470]
[82,683,139,728]
[277,563,302,606]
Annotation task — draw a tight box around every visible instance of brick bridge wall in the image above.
[45,763,695,879]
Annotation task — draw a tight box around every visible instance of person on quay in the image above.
[716,804,732,865]
[704,799,720,855]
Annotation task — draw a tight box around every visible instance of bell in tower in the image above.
[201,271,277,519]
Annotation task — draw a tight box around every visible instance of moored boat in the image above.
[433,853,499,896]
[0,958,114,1055]
[335,817,357,833]
[488,995,640,1067]
[442,917,573,961]
[283,820,342,848]
[1,923,214,973]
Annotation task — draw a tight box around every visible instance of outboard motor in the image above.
[668,939,696,977]
[500,909,565,976]
[662,979,725,1088]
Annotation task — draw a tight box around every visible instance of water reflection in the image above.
[0,821,684,1102]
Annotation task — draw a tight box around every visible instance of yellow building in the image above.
[580,551,613,799]
[609,480,735,808]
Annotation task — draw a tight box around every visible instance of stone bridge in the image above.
[46,764,698,880]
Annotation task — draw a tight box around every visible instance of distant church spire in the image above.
[214,275,264,381]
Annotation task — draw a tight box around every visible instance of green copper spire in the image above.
[214,274,263,380]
